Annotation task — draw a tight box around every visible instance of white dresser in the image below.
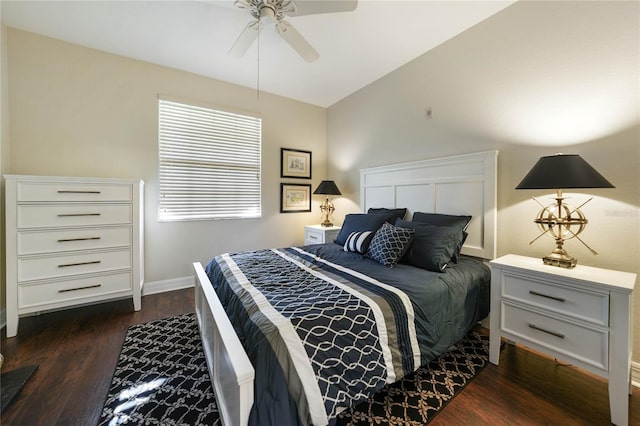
[489,254,636,426]
[304,224,341,245]
[4,175,144,337]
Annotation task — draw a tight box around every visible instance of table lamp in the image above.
[515,153,614,268]
[313,180,341,227]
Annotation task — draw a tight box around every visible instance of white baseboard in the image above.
[142,276,194,296]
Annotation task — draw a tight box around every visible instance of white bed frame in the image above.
[193,150,498,425]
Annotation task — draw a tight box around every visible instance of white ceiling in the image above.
[1,0,516,107]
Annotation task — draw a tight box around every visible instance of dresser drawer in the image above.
[18,271,133,309]
[17,226,132,255]
[17,204,132,229]
[17,181,132,202]
[501,302,608,370]
[502,272,609,326]
[18,248,132,282]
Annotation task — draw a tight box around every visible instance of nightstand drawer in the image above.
[18,226,132,255]
[17,181,132,202]
[501,302,608,370]
[17,204,132,229]
[18,248,132,282]
[18,271,133,309]
[502,272,608,326]
[304,229,323,244]
[304,225,341,245]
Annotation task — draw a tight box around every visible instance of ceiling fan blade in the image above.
[229,20,262,57]
[288,0,357,17]
[276,20,319,62]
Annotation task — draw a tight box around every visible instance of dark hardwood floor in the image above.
[1,288,639,425]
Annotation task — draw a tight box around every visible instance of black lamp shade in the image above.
[516,154,614,190]
[313,180,342,195]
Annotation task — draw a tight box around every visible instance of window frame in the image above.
[157,96,262,222]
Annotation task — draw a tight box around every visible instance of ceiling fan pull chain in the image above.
[257,22,260,101]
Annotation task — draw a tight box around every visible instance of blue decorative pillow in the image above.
[334,213,395,246]
[367,207,407,221]
[366,222,415,267]
[395,219,466,272]
[343,231,374,254]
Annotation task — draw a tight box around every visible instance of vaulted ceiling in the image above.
[2,0,516,107]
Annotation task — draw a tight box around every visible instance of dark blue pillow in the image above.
[411,212,472,230]
[367,207,407,221]
[411,212,471,262]
[395,219,466,272]
[334,213,394,246]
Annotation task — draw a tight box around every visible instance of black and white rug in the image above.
[99,314,488,425]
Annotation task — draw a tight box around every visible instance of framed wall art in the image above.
[280,183,311,213]
[281,148,312,179]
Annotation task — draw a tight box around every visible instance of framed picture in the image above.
[281,148,312,179]
[280,183,311,213]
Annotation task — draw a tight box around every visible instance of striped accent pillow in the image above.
[343,231,374,254]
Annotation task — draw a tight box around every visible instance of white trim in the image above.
[142,276,193,296]
[0,308,6,330]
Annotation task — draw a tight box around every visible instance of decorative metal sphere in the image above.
[534,203,587,241]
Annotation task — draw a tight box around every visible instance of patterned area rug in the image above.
[98,314,220,426]
[99,314,488,425]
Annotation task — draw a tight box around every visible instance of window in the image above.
[158,98,261,221]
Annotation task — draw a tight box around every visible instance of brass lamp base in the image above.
[530,189,596,269]
[319,197,335,227]
[542,248,577,269]
[320,218,334,227]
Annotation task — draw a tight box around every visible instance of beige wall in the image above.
[1,23,8,320]
[5,28,327,287]
[328,1,640,357]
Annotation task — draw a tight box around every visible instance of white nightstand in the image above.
[304,225,341,245]
[489,254,636,426]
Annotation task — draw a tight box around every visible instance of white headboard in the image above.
[360,150,498,260]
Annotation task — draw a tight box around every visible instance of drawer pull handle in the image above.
[59,284,102,293]
[308,235,318,240]
[58,260,102,268]
[57,190,101,194]
[529,290,566,303]
[57,213,101,217]
[58,237,101,242]
[528,323,565,339]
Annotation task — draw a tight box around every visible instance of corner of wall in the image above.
[1,22,10,322]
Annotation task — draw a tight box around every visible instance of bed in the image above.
[193,150,498,426]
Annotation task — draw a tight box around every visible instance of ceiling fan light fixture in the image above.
[228,0,358,61]
[258,4,277,22]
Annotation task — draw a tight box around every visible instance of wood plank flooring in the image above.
[1,288,639,425]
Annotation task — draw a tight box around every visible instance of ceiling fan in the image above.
[228,0,358,62]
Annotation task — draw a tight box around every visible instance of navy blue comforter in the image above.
[206,243,490,426]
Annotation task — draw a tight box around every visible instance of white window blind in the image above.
[158,98,262,221]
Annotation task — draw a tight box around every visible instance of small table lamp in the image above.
[313,180,341,227]
[516,153,614,268]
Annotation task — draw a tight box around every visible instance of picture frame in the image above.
[281,148,312,179]
[280,183,311,213]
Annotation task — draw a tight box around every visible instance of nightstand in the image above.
[304,224,341,245]
[489,254,636,426]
